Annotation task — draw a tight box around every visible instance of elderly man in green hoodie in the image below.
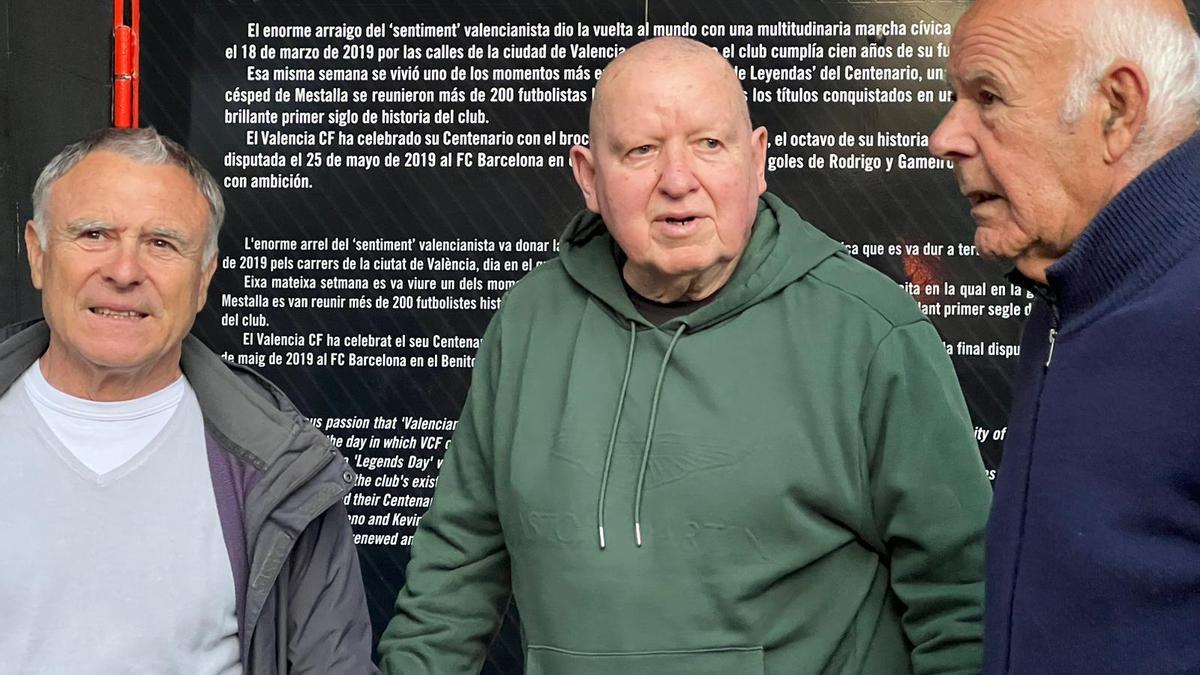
[379,37,991,674]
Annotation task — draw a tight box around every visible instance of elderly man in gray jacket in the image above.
[0,127,375,674]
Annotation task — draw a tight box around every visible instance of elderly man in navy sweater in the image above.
[931,0,1200,672]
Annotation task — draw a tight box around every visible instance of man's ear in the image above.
[196,252,219,312]
[24,220,45,290]
[570,145,601,213]
[1097,59,1149,164]
[751,126,769,195]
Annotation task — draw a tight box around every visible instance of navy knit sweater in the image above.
[984,133,1200,674]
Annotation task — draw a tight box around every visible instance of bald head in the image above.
[965,0,1189,21]
[1152,0,1194,24]
[589,37,752,143]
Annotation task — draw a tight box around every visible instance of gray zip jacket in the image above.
[0,321,377,674]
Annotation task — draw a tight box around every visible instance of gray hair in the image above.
[1061,5,1200,168]
[32,127,225,263]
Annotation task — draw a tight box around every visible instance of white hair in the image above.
[32,127,225,263]
[1060,5,1200,167]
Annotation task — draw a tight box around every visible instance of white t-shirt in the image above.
[23,360,186,476]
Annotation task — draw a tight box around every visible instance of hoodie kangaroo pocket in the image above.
[525,645,765,675]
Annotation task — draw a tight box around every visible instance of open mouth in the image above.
[966,191,1001,207]
[664,216,698,226]
[90,307,148,320]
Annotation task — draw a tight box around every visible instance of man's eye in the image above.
[630,145,653,156]
[978,90,998,105]
[701,138,721,149]
[82,230,104,239]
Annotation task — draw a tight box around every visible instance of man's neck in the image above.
[622,257,740,304]
[39,343,183,402]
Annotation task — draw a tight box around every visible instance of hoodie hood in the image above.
[559,192,844,331]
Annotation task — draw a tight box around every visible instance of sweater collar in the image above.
[1044,132,1200,328]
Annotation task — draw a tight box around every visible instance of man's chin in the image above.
[973,227,1028,265]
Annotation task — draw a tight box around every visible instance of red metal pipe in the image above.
[112,0,140,128]
[131,0,140,126]
[113,24,133,128]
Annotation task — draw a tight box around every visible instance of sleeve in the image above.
[377,313,511,675]
[284,497,379,674]
[858,320,992,675]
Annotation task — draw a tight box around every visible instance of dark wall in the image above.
[0,4,1198,674]
[0,0,110,325]
[3,2,1199,325]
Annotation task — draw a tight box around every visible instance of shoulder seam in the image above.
[807,268,928,330]
[505,257,566,293]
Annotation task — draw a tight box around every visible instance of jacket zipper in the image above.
[999,270,1060,672]
[1045,305,1061,369]
[1004,271,1060,371]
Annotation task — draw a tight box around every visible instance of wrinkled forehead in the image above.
[45,152,209,228]
[948,1,1080,82]
[963,0,1198,37]
[597,73,748,148]
[591,53,749,138]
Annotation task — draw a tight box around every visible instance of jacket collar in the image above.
[0,320,306,470]
[0,320,48,394]
[1043,132,1200,329]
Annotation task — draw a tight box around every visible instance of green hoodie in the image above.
[379,193,990,674]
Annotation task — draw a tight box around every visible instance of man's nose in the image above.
[929,102,979,161]
[657,144,701,198]
[101,240,147,286]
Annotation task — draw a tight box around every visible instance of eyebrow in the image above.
[144,227,191,247]
[957,68,1005,89]
[63,218,113,236]
[63,219,193,248]
[606,136,630,153]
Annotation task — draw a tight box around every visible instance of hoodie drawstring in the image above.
[633,323,685,546]
[596,321,686,549]
[597,321,637,550]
